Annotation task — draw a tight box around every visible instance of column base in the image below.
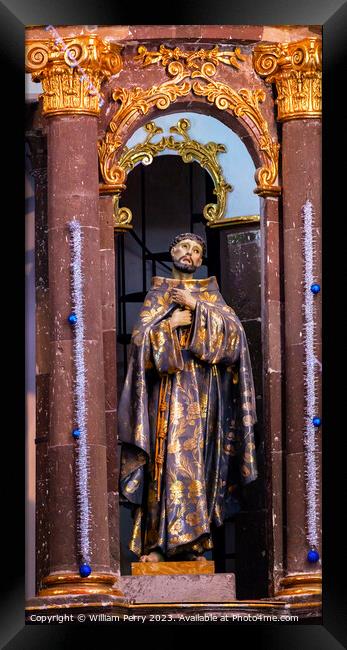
[276,573,322,597]
[39,572,125,597]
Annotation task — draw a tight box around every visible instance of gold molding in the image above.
[39,572,123,597]
[127,600,320,610]
[25,35,123,117]
[26,598,321,613]
[113,118,232,228]
[99,182,126,196]
[276,573,322,596]
[98,44,280,197]
[253,38,322,122]
[208,215,260,228]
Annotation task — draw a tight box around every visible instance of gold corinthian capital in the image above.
[26,34,123,117]
[253,38,321,122]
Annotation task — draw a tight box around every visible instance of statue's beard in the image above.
[173,259,197,274]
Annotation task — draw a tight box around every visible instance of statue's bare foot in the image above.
[140,551,164,562]
[194,555,208,562]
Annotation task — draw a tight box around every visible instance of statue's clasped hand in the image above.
[169,308,192,330]
[171,288,197,311]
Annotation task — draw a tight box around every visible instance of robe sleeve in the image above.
[149,318,184,375]
[188,299,240,365]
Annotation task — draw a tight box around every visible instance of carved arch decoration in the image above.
[112,118,233,228]
[98,44,281,211]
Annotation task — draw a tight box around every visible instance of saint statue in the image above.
[118,233,258,563]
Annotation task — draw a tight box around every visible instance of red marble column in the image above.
[40,115,118,595]
[260,196,284,597]
[99,194,121,575]
[279,119,322,594]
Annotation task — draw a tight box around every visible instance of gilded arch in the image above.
[98,44,281,207]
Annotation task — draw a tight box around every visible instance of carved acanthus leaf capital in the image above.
[25,34,123,117]
[253,38,322,121]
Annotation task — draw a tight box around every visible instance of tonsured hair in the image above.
[169,232,206,258]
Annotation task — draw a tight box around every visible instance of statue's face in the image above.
[171,238,203,273]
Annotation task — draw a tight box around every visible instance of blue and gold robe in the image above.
[118,276,258,557]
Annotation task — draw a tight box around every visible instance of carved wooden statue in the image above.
[118,233,258,562]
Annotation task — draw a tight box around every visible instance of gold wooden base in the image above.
[39,572,124,597]
[114,225,133,232]
[208,215,260,228]
[131,560,215,576]
[99,183,126,195]
[276,573,322,596]
[254,185,281,197]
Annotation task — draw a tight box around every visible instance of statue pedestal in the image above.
[123,567,236,603]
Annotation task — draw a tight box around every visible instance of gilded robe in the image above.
[118,276,258,557]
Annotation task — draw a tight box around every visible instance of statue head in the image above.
[169,233,206,275]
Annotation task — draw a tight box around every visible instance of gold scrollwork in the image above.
[113,191,133,230]
[253,38,322,122]
[114,118,232,228]
[98,74,191,185]
[118,122,167,172]
[98,45,280,197]
[135,44,246,70]
[25,35,123,116]
[192,81,280,195]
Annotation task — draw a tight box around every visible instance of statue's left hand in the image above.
[171,288,197,311]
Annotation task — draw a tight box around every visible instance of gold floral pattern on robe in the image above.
[118,276,257,558]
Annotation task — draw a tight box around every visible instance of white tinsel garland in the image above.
[68,220,91,564]
[302,199,320,550]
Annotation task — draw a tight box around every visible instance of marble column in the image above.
[26,35,125,599]
[280,117,322,595]
[99,192,120,575]
[254,37,322,597]
[259,196,284,597]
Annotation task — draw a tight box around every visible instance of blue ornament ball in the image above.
[79,563,92,577]
[72,428,81,439]
[310,283,321,294]
[307,549,319,563]
[312,417,321,427]
[68,312,78,325]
